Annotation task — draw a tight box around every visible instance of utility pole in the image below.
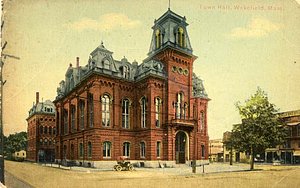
[0,1,20,184]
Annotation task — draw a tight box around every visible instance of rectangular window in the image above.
[90,95,93,127]
[80,101,85,130]
[298,125,300,136]
[72,107,75,132]
[103,142,111,158]
[79,143,83,158]
[200,112,204,133]
[87,142,92,158]
[123,142,130,157]
[141,98,146,128]
[157,141,161,158]
[155,98,160,128]
[122,99,129,129]
[298,141,300,148]
[140,142,145,158]
[64,110,68,134]
[201,145,205,158]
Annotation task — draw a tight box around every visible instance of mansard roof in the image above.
[148,8,193,57]
[27,100,56,120]
[55,9,208,100]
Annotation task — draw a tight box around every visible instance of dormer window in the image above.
[155,29,164,49]
[177,27,185,47]
[123,66,130,79]
[103,59,110,69]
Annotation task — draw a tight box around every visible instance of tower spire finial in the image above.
[168,0,170,10]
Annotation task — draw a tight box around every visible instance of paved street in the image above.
[4,171,34,188]
[3,160,300,188]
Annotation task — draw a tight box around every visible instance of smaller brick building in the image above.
[265,110,300,164]
[26,92,56,162]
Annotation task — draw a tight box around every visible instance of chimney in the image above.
[36,92,39,105]
[69,63,72,67]
[77,57,79,68]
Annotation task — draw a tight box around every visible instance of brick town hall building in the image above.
[54,9,210,168]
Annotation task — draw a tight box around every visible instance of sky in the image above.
[2,0,300,139]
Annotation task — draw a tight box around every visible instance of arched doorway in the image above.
[175,131,189,164]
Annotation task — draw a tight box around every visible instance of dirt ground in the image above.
[4,161,300,188]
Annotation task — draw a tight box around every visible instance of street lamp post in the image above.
[209,144,213,163]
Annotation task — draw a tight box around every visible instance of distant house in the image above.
[222,131,251,163]
[209,139,223,162]
[12,150,26,159]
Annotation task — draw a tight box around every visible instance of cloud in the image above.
[65,13,141,31]
[226,17,284,38]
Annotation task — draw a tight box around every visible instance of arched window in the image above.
[49,127,52,135]
[155,98,161,127]
[45,139,48,147]
[53,127,56,135]
[89,94,94,127]
[64,110,68,134]
[157,141,161,158]
[87,141,92,158]
[177,27,185,47]
[79,143,83,158]
[141,97,147,128]
[49,139,52,146]
[44,126,48,134]
[80,100,85,130]
[103,141,111,158]
[72,106,75,132]
[201,111,204,133]
[40,138,43,146]
[40,126,43,134]
[122,99,130,129]
[102,94,110,127]
[123,142,130,157]
[123,66,130,79]
[53,140,56,146]
[140,142,146,158]
[176,93,184,119]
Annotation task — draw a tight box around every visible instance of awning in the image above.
[294,151,300,156]
[287,122,300,126]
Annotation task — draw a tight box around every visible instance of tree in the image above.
[234,88,287,170]
[4,132,27,159]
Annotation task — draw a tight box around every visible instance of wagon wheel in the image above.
[128,165,133,171]
[116,165,122,172]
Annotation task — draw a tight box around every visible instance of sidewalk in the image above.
[39,162,249,175]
